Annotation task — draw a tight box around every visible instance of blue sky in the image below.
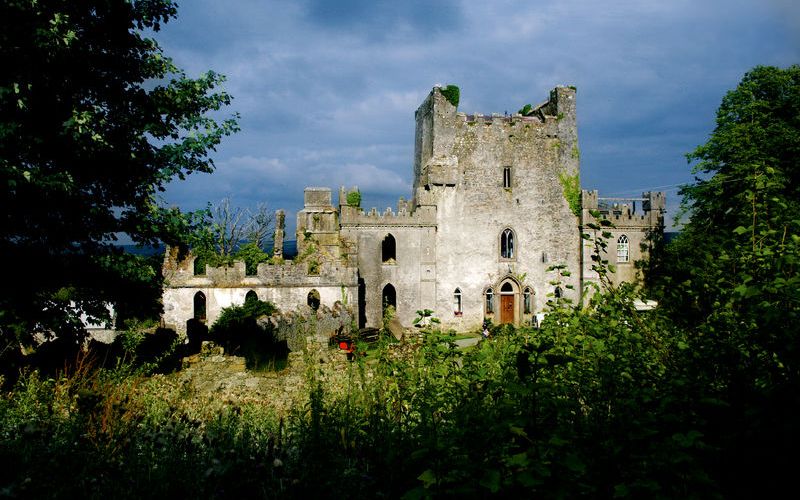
[156,0,799,233]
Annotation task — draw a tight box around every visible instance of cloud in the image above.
[153,0,799,237]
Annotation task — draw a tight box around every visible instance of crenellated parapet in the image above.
[339,204,436,228]
[581,189,666,229]
[163,247,357,289]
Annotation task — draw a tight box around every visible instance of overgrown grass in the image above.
[0,284,795,497]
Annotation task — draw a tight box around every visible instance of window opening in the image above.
[617,235,629,263]
[193,257,205,275]
[454,288,462,314]
[554,287,562,299]
[503,166,512,188]
[382,284,397,315]
[500,229,515,259]
[307,289,320,311]
[245,290,258,303]
[523,287,532,314]
[382,234,396,263]
[485,288,494,314]
[193,292,206,322]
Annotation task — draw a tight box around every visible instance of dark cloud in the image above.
[156,0,799,232]
[302,0,463,38]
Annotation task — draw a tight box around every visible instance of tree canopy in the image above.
[655,65,800,495]
[0,1,239,345]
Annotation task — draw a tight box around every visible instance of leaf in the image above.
[479,470,502,493]
[417,469,437,488]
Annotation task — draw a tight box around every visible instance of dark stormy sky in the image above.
[155,0,800,233]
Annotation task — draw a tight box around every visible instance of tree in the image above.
[191,197,274,275]
[655,65,800,496]
[0,1,239,349]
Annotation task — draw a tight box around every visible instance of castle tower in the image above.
[408,85,582,330]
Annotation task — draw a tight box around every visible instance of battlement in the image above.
[162,247,357,289]
[582,190,665,228]
[458,112,545,125]
[339,204,436,227]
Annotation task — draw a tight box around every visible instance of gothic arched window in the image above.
[454,288,462,314]
[617,235,630,263]
[485,288,494,314]
[193,292,206,322]
[500,229,515,259]
[523,287,532,314]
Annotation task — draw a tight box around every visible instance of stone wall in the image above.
[162,247,358,336]
[412,86,582,331]
[581,190,665,289]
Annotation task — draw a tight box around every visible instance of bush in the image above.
[209,298,284,370]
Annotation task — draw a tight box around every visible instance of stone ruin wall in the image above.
[161,246,358,337]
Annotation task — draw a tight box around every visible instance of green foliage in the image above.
[412,308,440,330]
[440,85,460,107]
[209,298,281,370]
[558,171,582,217]
[652,65,800,495]
[346,189,361,207]
[0,1,239,349]
[518,103,533,116]
[233,241,270,275]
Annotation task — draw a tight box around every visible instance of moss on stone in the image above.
[559,172,581,217]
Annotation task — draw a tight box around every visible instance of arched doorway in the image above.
[245,290,258,303]
[499,281,518,325]
[382,284,396,316]
[307,289,321,311]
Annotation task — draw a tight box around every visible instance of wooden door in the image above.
[501,294,514,324]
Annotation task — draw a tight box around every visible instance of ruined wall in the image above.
[412,86,582,331]
[162,247,358,336]
[340,203,437,329]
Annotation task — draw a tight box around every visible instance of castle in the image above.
[161,86,665,337]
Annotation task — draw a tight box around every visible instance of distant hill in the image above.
[120,241,298,258]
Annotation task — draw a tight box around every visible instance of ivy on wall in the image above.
[440,85,460,107]
[559,172,581,217]
[346,190,361,207]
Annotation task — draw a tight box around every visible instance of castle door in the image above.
[500,282,515,324]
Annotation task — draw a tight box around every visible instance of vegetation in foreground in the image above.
[0,0,797,493]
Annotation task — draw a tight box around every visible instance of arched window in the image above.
[193,291,206,322]
[617,235,629,263]
[193,256,205,276]
[245,290,258,303]
[523,287,532,314]
[500,228,515,259]
[485,288,494,314]
[382,234,396,263]
[382,284,397,314]
[453,288,462,314]
[554,287,563,299]
[307,289,320,311]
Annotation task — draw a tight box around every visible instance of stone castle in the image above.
[162,86,665,336]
